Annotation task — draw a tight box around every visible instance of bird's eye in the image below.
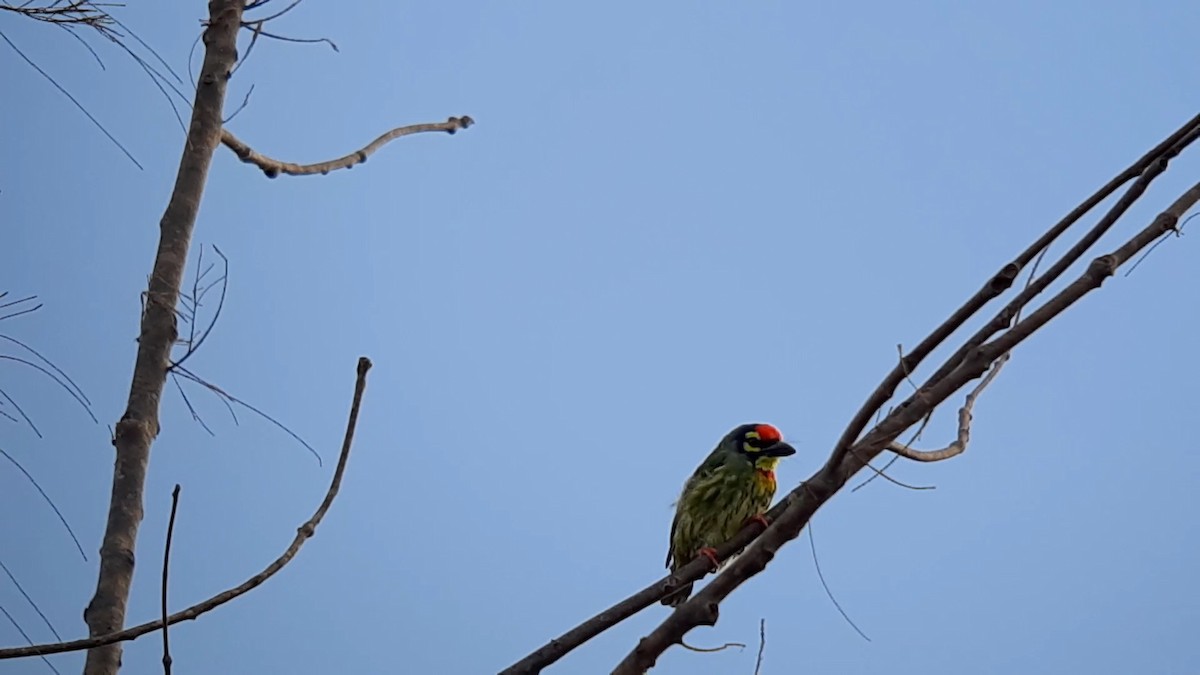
[742,431,764,453]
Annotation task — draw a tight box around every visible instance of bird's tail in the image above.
[660,582,693,607]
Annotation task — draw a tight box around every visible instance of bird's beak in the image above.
[763,441,797,457]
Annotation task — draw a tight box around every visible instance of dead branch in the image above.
[885,351,1008,462]
[220,116,474,178]
[161,485,180,675]
[0,356,372,661]
[610,174,1200,674]
[81,4,244,673]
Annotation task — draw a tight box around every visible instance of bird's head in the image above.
[725,423,796,472]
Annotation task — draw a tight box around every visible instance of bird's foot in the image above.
[745,513,771,529]
[697,547,720,570]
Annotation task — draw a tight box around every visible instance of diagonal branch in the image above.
[499,111,1200,675]
[220,115,474,178]
[828,112,1200,468]
[610,178,1200,674]
[0,357,372,661]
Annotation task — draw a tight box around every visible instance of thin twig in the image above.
[678,639,745,653]
[0,333,92,405]
[245,26,336,51]
[0,356,97,423]
[171,365,319,465]
[0,558,63,640]
[0,603,58,674]
[0,447,86,560]
[169,245,228,374]
[222,85,255,124]
[808,521,869,641]
[161,484,180,675]
[0,28,142,169]
[0,357,372,660]
[753,619,765,675]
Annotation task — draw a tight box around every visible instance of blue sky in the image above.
[4,2,1200,673]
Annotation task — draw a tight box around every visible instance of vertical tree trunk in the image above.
[82,3,244,673]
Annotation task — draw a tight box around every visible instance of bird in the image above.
[661,423,796,607]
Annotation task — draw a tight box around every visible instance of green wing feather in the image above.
[665,446,731,567]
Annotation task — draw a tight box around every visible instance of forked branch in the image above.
[610,177,1200,674]
[221,116,474,178]
[0,357,373,661]
[501,112,1200,675]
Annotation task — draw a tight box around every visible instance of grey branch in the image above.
[886,352,1009,462]
[220,116,474,178]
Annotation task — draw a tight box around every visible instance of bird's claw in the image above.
[745,514,771,529]
[697,547,720,570]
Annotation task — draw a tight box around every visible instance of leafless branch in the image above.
[0,1,114,31]
[678,638,744,653]
[610,169,1200,675]
[161,485,180,675]
[169,244,228,374]
[886,352,1008,462]
[220,116,475,178]
[808,521,868,641]
[0,601,59,674]
[0,294,42,322]
[753,619,765,675]
[0,356,97,424]
[0,356,372,661]
[222,84,254,124]
[0,558,63,641]
[242,25,336,51]
[82,5,244,671]
[0,333,92,406]
[828,112,1200,469]
[0,28,143,169]
[0,447,86,560]
[500,112,1200,675]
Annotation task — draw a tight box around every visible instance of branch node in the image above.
[990,262,1021,291]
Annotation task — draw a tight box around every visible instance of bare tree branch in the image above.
[610,175,1200,674]
[81,4,245,673]
[499,113,1200,675]
[220,116,474,178]
[828,112,1200,469]
[885,351,1008,462]
[161,485,180,675]
[0,356,372,661]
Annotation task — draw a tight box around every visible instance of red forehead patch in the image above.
[756,424,782,443]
